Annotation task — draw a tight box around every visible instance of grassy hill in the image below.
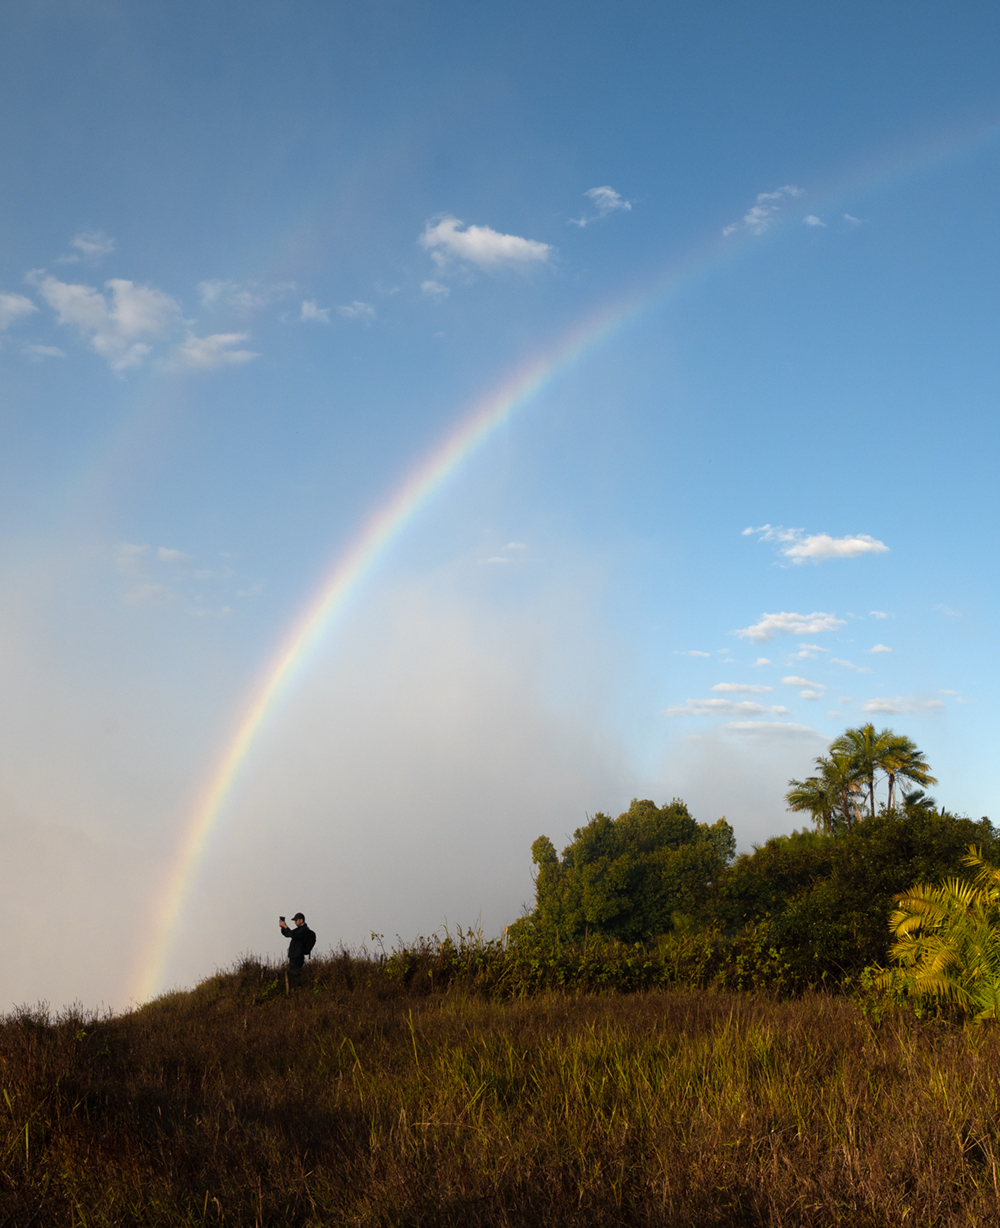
[4,942,1000,1225]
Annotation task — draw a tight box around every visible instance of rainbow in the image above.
[133,117,1000,1002]
[132,273,674,1003]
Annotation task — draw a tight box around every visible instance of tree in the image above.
[786,751,863,833]
[526,799,735,943]
[829,724,894,820]
[713,809,1000,984]
[788,724,937,827]
[882,735,937,811]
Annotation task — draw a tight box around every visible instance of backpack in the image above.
[302,927,317,956]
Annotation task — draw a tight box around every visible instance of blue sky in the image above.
[2,0,1000,1010]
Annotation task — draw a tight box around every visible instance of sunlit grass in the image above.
[3,944,1000,1224]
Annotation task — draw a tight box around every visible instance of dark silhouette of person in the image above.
[279,912,316,974]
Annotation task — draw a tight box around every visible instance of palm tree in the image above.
[830,723,896,820]
[785,773,835,834]
[786,752,863,833]
[879,846,1000,1021]
[882,735,937,811]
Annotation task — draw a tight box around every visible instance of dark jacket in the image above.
[280,923,316,964]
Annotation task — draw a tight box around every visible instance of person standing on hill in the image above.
[279,912,316,979]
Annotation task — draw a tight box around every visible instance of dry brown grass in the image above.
[2,949,999,1225]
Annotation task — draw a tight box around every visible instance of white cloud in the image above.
[19,342,66,361]
[753,657,772,667]
[862,696,945,715]
[197,280,294,312]
[782,676,824,689]
[799,690,822,701]
[711,683,773,693]
[675,650,711,658]
[789,642,831,660]
[843,214,863,226]
[56,230,115,263]
[733,611,844,642]
[831,658,872,673]
[300,300,331,323]
[665,698,791,718]
[421,279,450,299]
[571,185,632,227]
[722,185,804,237]
[337,301,376,323]
[0,292,38,330]
[486,556,511,564]
[870,610,888,619]
[420,215,553,271]
[157,547,191,565]
[803,215,825,227]
[724,721,821,737]
[34,274,180,370]
[784,533,888,562]
[169,333,259,371]
[744,524,888,563]
[870,644,892,653]
[504,542,527,551]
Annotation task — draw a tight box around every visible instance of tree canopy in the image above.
[524,799,735,943]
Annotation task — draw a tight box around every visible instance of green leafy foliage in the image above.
[713,807,999,982]
[880,846,1000,1021]
[522,799,735,943]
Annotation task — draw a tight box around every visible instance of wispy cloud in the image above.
[20,342,65,361]
[168,332,259,371]
[782,675,824,689]
[665,698,790,718]
[722,185,804,237]
[571,185,632,227]
[743,524,888,563]
[197,279,295,312]
[862,696,944,715]
[843,213,864,227]
[711,683,773,693]
[300,300,331,323]
[420,215,553,271]
[870,610,889,619]
[421,279,450,299]
[733,612,844,642]
[724,721,822,738]
[336,301,376,323]
[803,215,825,227]
[831,657,872,673]
[870,644,892,653]
[0,292,38,330]
[32,274,181,371]
[157,547,191,565]
[56,230,115,264]
[675,650,711,658]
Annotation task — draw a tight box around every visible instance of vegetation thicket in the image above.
[516,725,996,992]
